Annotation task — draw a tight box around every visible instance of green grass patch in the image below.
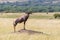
[30,15,53,19]
[0,13,53,19]
[0,13,21,18]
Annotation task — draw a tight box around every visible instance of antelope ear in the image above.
[29,11,32,13]
[25,11,32,14]
[25,12,28,14]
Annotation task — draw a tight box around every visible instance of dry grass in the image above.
[0,18,60,40]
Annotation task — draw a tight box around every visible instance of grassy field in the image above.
[0,12,54,19]
[0,13,60,40]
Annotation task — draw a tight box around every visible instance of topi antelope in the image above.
[13,11,32,32]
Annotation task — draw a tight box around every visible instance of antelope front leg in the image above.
[24,21,26,30]
[14,26,16,32]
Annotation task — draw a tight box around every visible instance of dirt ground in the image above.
[0,18,60,40]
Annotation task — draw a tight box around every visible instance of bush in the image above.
[54,13,60,18]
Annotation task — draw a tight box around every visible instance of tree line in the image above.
[0,2,60,13]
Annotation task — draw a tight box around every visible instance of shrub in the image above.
[54,13,60,19]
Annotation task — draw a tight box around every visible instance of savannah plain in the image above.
[0,13,60,40]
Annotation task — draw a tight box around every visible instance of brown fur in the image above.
[13,12,32,32]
